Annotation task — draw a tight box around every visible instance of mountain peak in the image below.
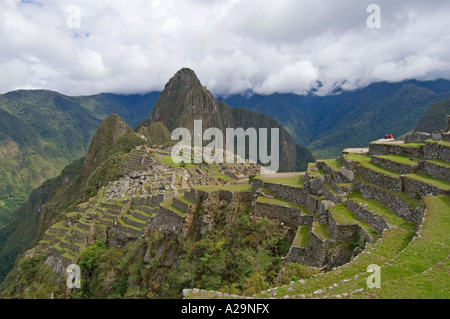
[148,68,221,131]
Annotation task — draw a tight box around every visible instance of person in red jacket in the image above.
[388,133,393,139]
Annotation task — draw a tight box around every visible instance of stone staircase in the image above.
[120,148,154,175]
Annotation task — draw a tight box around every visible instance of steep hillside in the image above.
[0,90,158,225]
[415,99,450,133]
[145,68,314,172]
[0,115,145,283]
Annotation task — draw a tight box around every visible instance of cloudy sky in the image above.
[1,0,449,96]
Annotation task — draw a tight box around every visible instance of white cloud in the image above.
[0,0,449,96]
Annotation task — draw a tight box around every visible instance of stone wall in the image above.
[172,197,192,214]
[289,232,334,268]
[403,176,450,199]
[419,161,450,181]
[149,206,185,235]
[253,178,308,205]
[347,199,389,233]
[369,143,424,157]
[306,193,320,215]
[253,202,313,228]
[327,213,359,243]
[355,165,403,192]
[371,156,419,174]
[184,189,196,203]
[354,179,421,223]
[423,142,450,162]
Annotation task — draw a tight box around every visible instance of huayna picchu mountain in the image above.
[0,69,448,300]
[143,68,314,172]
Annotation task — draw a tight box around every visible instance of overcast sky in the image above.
[1,0,449,96]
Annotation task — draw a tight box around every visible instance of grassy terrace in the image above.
[257,226,414,298]
[345,153,401,178]
[160,198,188,217]
[118,218,143,231]
[427,159,450,168]
[322,159,343,171]
[355,195,450,298]
[376,154,420,165]
[348,192,416,231]
[194,184,252,192]
[159,155,197,169]
[256,174,306,188]
[312,219,332,240]
[329,203,379,239]
[293,225,312,247]
[405,173,450,190]
[256,196,310,214]
[125,214,147,225]
[427,139,450,147]
[210,171,234,181]
[175,194,194,205]
[50,221,69,230]
[354,175,421,209]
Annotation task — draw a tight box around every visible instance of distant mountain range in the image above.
[1,77,450,227]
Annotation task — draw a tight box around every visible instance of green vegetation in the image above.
[329,203,379,239]
[348,192,415,230]
[377,154,420,165]
[160,155,197,169]
[345,153,401,178]
[194,184,252,192]
[405,173,450,190]
[255,174,305,187]
[313,220,332,240]
[293,225,312,247]
[160,198,188,217]
[256,196,308,213]
[415,98,450,133]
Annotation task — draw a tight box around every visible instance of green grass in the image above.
[159,155,197,168]
[160,198,188,217]
[360,195,450,298]
[118,218,144,231]
[294,225,312,247]
[427,159,450,168]
[354,175,421,209]
[210,171,234,181]
[377,154,420,165]
[329,203,379,239]
[256,196,308,213]
[256,174,305,188]
[175,194,194,205]
[257,226,413,299]
[194,184,252,192]
[401,143,425,148]
[51,221,69,229]
[125,214,147,225]
[426,140,450,147]
[322,159,343,171]
[345,153,401,178]
[405,173,450,190]
[348,192,415,231]
[313,220,332,240]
